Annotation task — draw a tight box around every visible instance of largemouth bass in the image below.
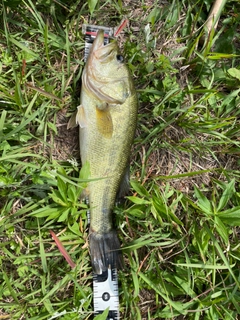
[76,30,138,274]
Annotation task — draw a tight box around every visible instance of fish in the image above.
[76,29,138,274]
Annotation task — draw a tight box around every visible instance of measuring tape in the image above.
[83,25,120,319]
[93,268,120,319]
[82,24,116,62]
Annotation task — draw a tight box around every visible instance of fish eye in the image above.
[116,54,124,63]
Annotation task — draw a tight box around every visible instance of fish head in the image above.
[83,30,134,104]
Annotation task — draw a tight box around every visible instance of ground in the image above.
[1,0,240,319]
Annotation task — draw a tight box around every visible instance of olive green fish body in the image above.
[77,30,138,274]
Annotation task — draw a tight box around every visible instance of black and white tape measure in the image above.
[82,24,116,62]
[93,268,119,319]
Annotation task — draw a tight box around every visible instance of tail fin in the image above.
[89,230,123,274]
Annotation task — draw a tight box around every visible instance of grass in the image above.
[1,0,240,319]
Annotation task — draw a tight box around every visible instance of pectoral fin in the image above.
[76,105,88,128]
[96,106,113,138]
[67,110,78,129]
[96,101,108,110]
[67,105,87,129]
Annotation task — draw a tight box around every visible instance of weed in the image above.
[1,0,240,319]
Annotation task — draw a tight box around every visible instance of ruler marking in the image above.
[93,268,119,319]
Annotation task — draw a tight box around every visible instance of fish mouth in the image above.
[83,29,126,104]
[92,30,118,61]
[91,29,105,50]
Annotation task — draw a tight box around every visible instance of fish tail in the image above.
[89,230,123,274]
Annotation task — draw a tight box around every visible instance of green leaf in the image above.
[88,0,99,14]
[47,121,58,134]
[127,207,146,219]
[38,219,47,273]
[124,234,174,250]
[9,36,39,58]
[138,272,187,314]
[217,179,235,212]
[131,269,139,298]
[80,161,90,180]
[214,216,229,245]
[57,176,68,202]
[3,271,19,303]
[0,110,7,135]
[67,184,77,203]
[174,263,234,270]
[205,225,240,286]
[30,206,60,218]
[68,221,82,236]
[218,206,240,226]
[194,186,213,215]
[151,195,182,226]
[147,7,161,25]
[127,196,150,205]
[57,208,70,222]
[51,189,68,206]
[40,274,73,303]
[228,68,240,81]
[130,180,150,197]
[151,203,163,224]
[94,308,109,320]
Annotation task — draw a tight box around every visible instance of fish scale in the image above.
[86,99,137,231]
